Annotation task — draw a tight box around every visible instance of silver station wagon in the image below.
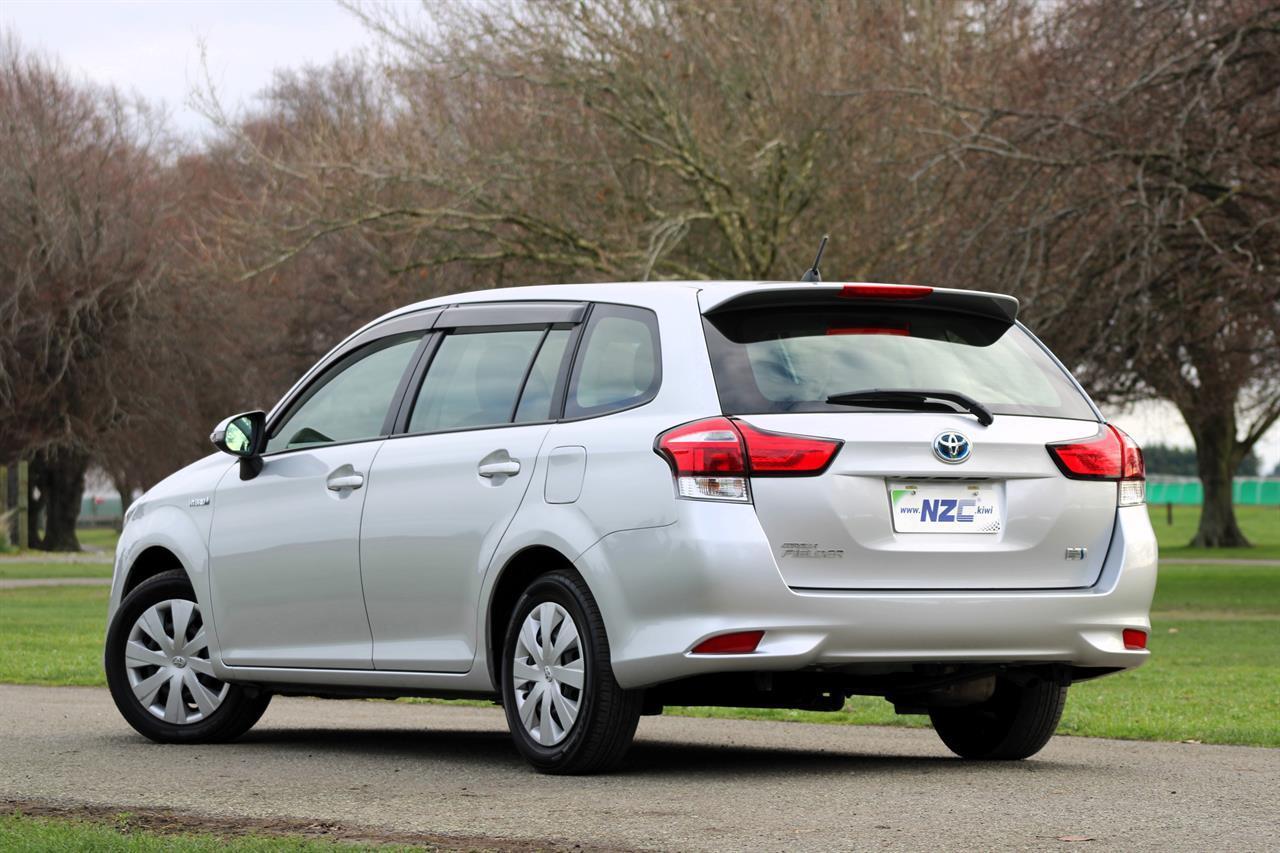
[105,280,1156,773]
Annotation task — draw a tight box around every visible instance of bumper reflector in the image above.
[691,630,765,655]
[1123,629,1148,650]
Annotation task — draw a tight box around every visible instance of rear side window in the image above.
[565,305,661,418]
[703,307,1095,420]
[514,328,571,423]
[408,329,544,433]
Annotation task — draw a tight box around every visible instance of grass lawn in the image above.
[76,526,121,553]
[0,586,107,686]
[0,562,113,580]
[0,526,119,559]
[1151,504,1280,560]
[1,565,1276,747]
[0,812,406,852]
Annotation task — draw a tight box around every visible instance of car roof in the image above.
[382,279,1007,312]
[366,280,1015,327]
[382,281,704,317]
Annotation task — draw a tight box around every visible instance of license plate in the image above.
[888,481,1002,534]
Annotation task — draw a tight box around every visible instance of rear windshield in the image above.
[703,306,1097,420]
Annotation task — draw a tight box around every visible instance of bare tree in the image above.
[0,38,177,549]
[896,0,1280,547]
[190,0,1276,551]
[204,1,964,292]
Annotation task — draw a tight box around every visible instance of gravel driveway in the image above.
[1,685,1275,851]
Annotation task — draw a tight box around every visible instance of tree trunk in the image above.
[111,474,137,533]
[26,468,45,549]
[1188,415,1250,548]
[28,449,88,552]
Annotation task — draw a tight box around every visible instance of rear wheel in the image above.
[500,570,641,774]
[105,569,271,743]
[929,675,1067,760]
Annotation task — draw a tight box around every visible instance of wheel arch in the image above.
[485,544,581,687]
[110,504,219,663]
[123,545,189,597]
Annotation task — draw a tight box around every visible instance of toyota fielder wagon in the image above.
[104,281,1157,774]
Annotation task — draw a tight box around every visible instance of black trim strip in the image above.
[551,304,594,419]
[508,327,551,423]
[380,335,435,436]
[389,332,444,435]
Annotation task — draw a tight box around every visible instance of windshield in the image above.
[702,306,1097,420]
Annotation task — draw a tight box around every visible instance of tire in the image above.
[105,569,271,744]
[500,570,642,774]
[929,674,1067,760]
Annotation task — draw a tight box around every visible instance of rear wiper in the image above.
[825,388,994,426]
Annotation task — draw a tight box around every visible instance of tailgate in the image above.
[746,413,1116,590]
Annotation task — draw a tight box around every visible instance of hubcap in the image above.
[512,602,584,746]
[124,598,228,724]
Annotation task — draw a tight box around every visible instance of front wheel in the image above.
[929,674,1067,760]
[105,569,271,743]
[500,570,642,774]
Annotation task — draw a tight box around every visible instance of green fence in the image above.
[79,495,124,525]
[1147,477,1280,506]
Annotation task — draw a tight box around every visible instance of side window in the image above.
[513,328,571,423]
[266,334,423,454]
[408,329,543,433]
[565,305,660,418]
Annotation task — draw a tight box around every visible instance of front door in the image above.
[209,332,426,669]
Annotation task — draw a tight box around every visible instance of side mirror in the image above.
[210,411,267,479]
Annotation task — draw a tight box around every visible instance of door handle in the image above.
[326,473,364,491]
[478,460,521,478]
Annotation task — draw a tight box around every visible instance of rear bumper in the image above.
[575,504,1157,690]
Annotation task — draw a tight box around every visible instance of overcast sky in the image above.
[2,1,1275,472]
[1,0,383,136]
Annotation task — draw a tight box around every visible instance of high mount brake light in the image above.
[826,325,910,336]
[655,418,843,502]
[1047,425,1146,507]
[839,284,933,299]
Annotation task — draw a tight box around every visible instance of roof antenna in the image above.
[800,235,828,282]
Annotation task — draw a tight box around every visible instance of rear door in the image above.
[358,302,583,672]
[701,286,1116,591]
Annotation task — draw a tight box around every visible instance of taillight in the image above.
[839,284,932,299]
[655,418,843,502]
[655,417,749,501]
[735,421,843,475]
[1047,425,1145,507]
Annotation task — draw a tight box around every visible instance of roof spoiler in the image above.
[700,283,1019,324]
